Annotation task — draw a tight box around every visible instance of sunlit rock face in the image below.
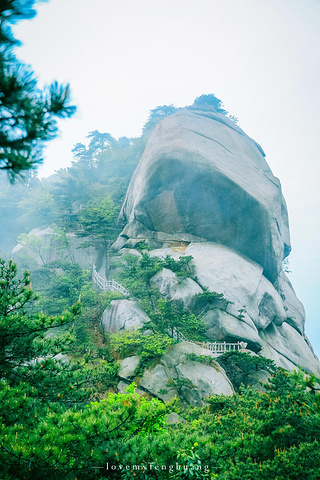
[119,108,291,283]
[116,107,319,374]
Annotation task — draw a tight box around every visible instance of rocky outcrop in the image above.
[149,243,318,373]
[119,108,290,283]
[182,243,287,330]
[102,299,150,334]
[259,322,319,373]
[274,271,305,335]
[150,267,202,309]
[114,106,319,376]
[203,309,262,351]
[140,342,233,405]
[12,227,97,270]
[118,356,140,378]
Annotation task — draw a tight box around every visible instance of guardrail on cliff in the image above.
[171,329,247,354]
[93,266,247,355]
[92,265,130,296]
[204,341,247,354]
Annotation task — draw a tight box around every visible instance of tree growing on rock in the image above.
[78,195,120,277]
[192,94,228,114]
[143,104,177,134]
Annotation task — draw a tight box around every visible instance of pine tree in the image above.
[0,1,76,179]
[0,258,174,478]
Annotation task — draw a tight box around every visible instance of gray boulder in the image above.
[244,370,271,392]
[140,342,233,405]
[119,108,290,282]
[203,309,262,351]
[150,267,203,309]
[186,243,287,330]
[113,107,319,376]
[143,244,319,373]
[274,271,305,335]
[117,381,144,396]
[12,227,97,270]
[259,322,320,374]
[101,299,151,334]
[140,364,172,402]
[118,356,140,378]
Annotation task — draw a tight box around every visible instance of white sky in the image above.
[13,0,320,355]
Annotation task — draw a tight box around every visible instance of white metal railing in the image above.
[171,327,187,342]
[92,265,129,296]
[172,335,247,357]
[170,329,247,355]
[93,265,248,354]
[205,341,247,353]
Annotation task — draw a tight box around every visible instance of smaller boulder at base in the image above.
[101,299,150,334]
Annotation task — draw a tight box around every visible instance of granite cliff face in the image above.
[118,108,290,283]
[111,107,319,379]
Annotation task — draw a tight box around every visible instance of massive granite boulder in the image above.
[149,267,202,310]
[114,106,319,376]
[119,108,290,283]
[146,243,318,374]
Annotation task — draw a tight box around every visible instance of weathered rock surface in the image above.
[113,106,319,378]
[274,271,305,335]
[140,342,233,405]
[150,267,203,309]
[244,370,271,392]
[12,227,97,270]
[102,300,150,334]
[203,309,262,351]
[187,242,288,329]
[259,322,319,374]
[148,243,288,332]
[140,364,172,401]
[119,108,290,282]
[118,356,140,378]
[137,242,319,373]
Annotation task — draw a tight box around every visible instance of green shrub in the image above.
[110,330,174,361]
[216,351,277,392]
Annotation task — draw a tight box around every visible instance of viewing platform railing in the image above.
[171,328,247,354]
[93,266,248,355]
[204,341,246,353]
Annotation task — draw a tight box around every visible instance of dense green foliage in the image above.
[116,252,206,341]
[0,258,118,396]
[0,258,176,479]
[1,260,319,480]
[192,94,228,114]
[216,351,277,392]
[190,94,238,123]
[110,330,175,361]
[0,131,146,254]
[0,0,76,178]
[142,104,177,134]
